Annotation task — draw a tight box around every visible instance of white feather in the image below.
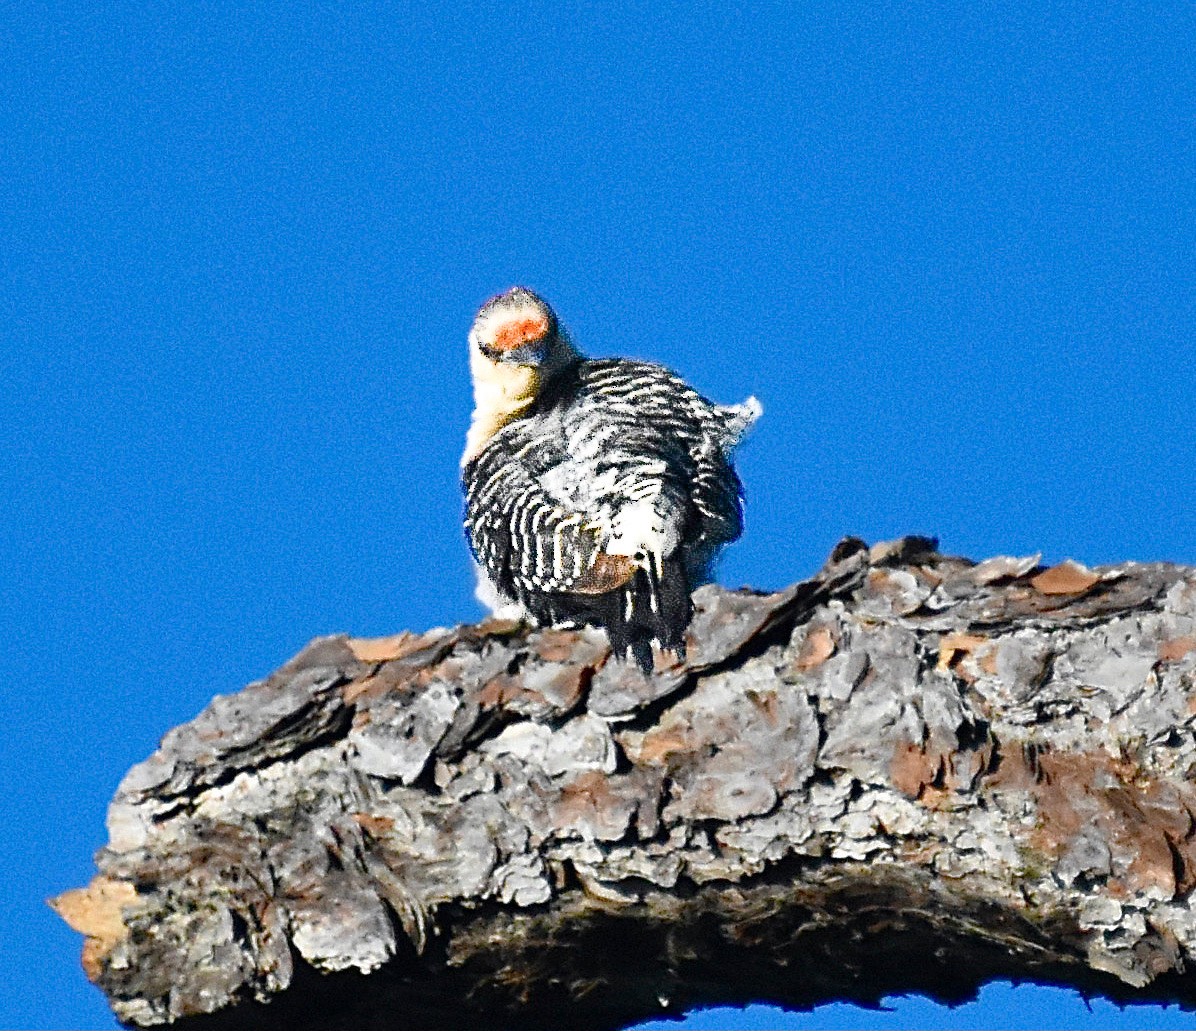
[473,561,530,621]
[604,499,679,562]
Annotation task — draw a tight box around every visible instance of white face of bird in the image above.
[462,287,573,466]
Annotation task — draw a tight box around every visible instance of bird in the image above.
[461,286,760,672]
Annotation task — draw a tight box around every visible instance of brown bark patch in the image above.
[344,661,431,705]
[473,616,525,636]
[746,689,782,726]
[1028,751,1196,896]
[478,673,532,709]
[352,813,396,839]
[985,741,1046,792]
[891,741,945,799]
[1159,636,1196,663]
[795,627,836,671]
[892,727,992,801]
[937,633,992,682]
[1031,560,1101,596]
[531,629,587,662]
[632,728,695,766]
[49,877,139,980]
[550,771,643,842]
[348,630,441,663]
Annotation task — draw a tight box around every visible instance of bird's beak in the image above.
[479,338,549,366]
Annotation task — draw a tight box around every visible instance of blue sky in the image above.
[3,3,1194,1028]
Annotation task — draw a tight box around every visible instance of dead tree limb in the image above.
[52,537,1196,1029]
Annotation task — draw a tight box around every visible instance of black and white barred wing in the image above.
[463,422,609,601]
[571,360,752,555]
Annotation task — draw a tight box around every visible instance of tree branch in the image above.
[51,537,1196,1028]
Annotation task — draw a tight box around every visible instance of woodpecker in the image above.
[462,287,760,672]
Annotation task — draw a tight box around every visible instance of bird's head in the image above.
[462,287,581,465]
[469,286,572,369]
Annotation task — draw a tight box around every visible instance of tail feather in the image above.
[520,555,693,675]
[716,395,762,452]
[603,556,691,673]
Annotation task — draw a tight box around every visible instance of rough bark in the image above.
[52,537,1196,1029]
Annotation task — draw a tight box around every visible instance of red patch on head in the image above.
[490,315,549,353]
